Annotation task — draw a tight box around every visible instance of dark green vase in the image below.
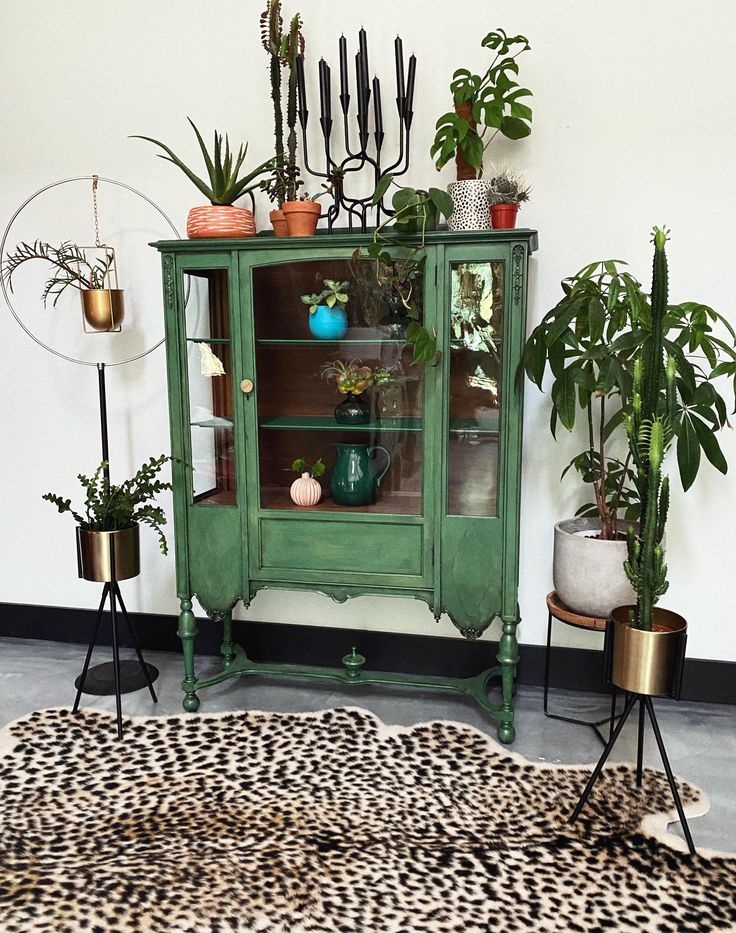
[334,392,370,425]
[330,443,392,506]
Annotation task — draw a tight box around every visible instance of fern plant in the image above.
[43,455,174,554]
[2,240,114,307]
[132,119,274,206]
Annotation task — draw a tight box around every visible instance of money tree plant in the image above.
[519,235,736,541]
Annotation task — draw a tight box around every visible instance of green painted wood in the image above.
[259,518,424,577]
[153,230,536,740]
[260,415,421,432]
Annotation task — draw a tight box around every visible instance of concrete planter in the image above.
[553,517,636,618]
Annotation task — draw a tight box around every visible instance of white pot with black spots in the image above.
[447,180,491,231]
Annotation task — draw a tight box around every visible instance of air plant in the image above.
[131,119,274,205]
[321,359,375,395]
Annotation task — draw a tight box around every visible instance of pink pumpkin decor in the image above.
[289,472,322,507]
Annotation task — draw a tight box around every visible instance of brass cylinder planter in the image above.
[81,288,125,332]
[76,524,140,582]
[609,605,687,697]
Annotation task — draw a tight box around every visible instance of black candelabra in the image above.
[296,29,416,232]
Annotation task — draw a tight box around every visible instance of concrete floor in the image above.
[1,636,734,854]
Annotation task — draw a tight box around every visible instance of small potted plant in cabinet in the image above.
[289,458,325,507]
[301,279,350,339]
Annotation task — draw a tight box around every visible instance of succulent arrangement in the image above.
[131,119,273,206]
[43,455,174,554]
[321,359,375,395]
[431,29,533,180]
[486,169,531,205]
[2,240,114,306]
[260,0,305,206]
[300,279,349,315]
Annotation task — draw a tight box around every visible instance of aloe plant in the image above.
[131,119,274,206]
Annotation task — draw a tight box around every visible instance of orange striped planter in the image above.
[186,205,256,239]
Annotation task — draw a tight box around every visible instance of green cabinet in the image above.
[154,228,538,742]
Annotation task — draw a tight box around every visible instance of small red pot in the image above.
[269,209,289,237]
[282,200,321,237]
[490,203,519,230]
[187,205,256,238]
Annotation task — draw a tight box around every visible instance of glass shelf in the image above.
[259,416,421,432]
[450,415,499,435]
[256,338,407,346]
[191,417,234,429]
[260,488,421,515]
[187,337,232,345]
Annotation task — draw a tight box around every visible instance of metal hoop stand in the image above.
[1,176,181,738]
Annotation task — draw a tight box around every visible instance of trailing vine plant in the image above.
[2,240,114,307]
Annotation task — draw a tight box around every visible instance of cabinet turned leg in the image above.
[220,610,234,668]
[496,614,520,744]
[177,598,200,713]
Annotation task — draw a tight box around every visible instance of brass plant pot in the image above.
[76,524,140,582]
[609,605,687,697]
[81,288,125,332]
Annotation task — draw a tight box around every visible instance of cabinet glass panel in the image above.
[447,261,504,517]
[184,269,236,505]
[252,259,424,514]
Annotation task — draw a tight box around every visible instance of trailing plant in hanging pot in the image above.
[43,455,174,582]
[431,28,532,231]
[2,239,124,332]
[131,120,274,238]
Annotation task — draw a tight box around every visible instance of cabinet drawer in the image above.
[259,518,423,577]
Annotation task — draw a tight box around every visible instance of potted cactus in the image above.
[610,228,686,696]
[132,120,274,238]
[487,169,530,229]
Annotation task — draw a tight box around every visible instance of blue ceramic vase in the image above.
[309,304,348,340]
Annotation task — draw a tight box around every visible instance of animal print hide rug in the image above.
[1,706,735,932]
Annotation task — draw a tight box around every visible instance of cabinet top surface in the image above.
[151,227,539,253]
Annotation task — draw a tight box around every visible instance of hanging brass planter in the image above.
[76,524,140,582]
[609,605,687,698]
[81,286,125,332]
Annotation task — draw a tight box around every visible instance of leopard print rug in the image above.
[1,706,735,932]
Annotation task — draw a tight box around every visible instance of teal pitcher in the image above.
[330,443,391,507]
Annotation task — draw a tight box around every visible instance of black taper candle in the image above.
[394,35,405,110]
[405,53,416,118]
[318,58,328,121]
[372,76,383,140]
[339,35,349,100]
[323,60,332,124]
[296,54,308,125]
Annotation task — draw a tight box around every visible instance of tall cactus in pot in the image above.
[623,227,677,631]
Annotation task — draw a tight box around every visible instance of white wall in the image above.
[1,0,735,662]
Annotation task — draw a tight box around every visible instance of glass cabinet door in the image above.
[183,268,237,505]
[447,260,504,517]
[250,256,425,514]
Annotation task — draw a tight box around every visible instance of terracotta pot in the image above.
[609,606,687,697]
[282,200,321,237]
[289,472,322,507]
[491,203,519,230]
[270,209,288,237]
[76,524,140,582]
[186,205,256,239]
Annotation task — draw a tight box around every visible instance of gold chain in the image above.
[92,175,100,247]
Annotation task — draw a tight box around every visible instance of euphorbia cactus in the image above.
[622,227,676,630]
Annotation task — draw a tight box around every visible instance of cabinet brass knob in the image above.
[240,378,254,394]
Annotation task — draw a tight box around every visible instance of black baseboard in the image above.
[0,601,733,705]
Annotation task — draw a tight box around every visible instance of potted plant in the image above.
[321,359,375,424]
[131,120,273,238]
[43,455,174,582]
[518,237,736,618]
[260,0,305,234]
[430,28,532,231]
[289,457,325,506]
[371,175,453,235]
[487,169,530,229]
[372,363,416,419]
[281,187,333,237]
[300,279,349,339]
[2,239,123,332]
